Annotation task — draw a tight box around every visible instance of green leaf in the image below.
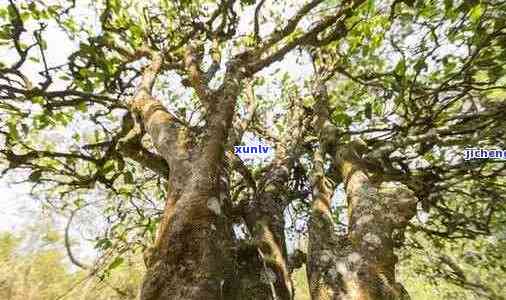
[31,96,44,104]
[102,160,115,175]
[79,69,89,77]
[74,198,85,208]
[63,18,78,33]
[124,171,134,184]
[469,4,484,23]
[54,112,72,125]
[108,257,124,270]
[29,170,42,182]
[7,121,19,139]
[332,111,352,126]
[95,238,112,250]
[110,0,121,13]
[0,8,7,19]
[364,102,372,119]
[34,113,54,129]
[366,0,375,12]
[77,101,88,112]
[394,59,406,75]
[444,0,453,11]
[414,59,428,72]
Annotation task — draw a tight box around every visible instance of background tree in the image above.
[0,221,145,300]
[1,0,505,299]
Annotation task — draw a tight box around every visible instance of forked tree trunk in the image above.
[131,53,245,299]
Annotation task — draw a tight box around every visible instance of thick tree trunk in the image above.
[307,65,415,299]
[307,142,416,300]
[235,103,302,300]
[246,191,293,300]
[235,243,277,300]
[140,161,237,299]
[130,53,245,299]
[336,145,414,300]
[243,161,294,300]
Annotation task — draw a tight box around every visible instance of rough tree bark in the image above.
[333,143,415,300]
[6,0,486,299]
[229,80,310,300]
[117,2,369,298]
[242,152,295,300]
[307,78,416,300]
[124,50,242,299]
[121,46,417,300]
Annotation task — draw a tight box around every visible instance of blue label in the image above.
[463,148,506,160]
[234,144,271,155]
